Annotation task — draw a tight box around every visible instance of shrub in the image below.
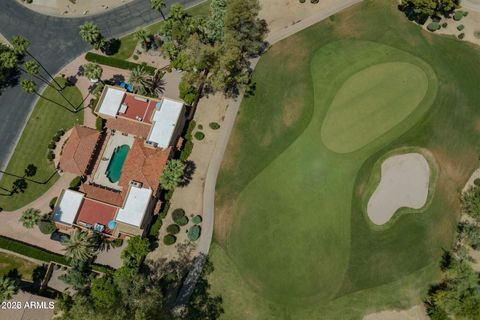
[458,33,465,39]
[96,117,105,131]
[441,22,448,28]
[85,52,156,75]
[209,122,220,130]
[49,197,58,209]
[185,120,196,140]
[52,135,61,142]
[180,140,194,161]
[197,124,203,130]
[427,22,440,32]
[172,208,185,221]
[192,215,202,224]
[111,238,123,248]
[453,11,463,21]
[163,234,176,245]
[176,216,189,226]
[457,24,464,31]
[188,225,201,241]
[38,220,56,234]
[166,224,180,235]
[69,176,82,190]
[148,215,163,237]
[48,141,56,150]
[474,178,480,187]
[194,131,205,141]
[47,151,55,161]
[133,54,139,60]
[464,11,469,17]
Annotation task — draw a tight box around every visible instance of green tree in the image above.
[461,186,480,221]
[19,208,41,229]
[120,236,150,269]
[0,276,18,301]
[145,71,165,98]
[24,164,37,177]
[83,63,103,82]
[400,0,459,19]
[207,0,227,42]
[59,259,92,291]
[160,159,186,190]
[79,22,104,50]
[133,28,149,49]
[128,65,149,95]
[90,274,118,310]
[0,50,18,69]
[151,0,167,20]
[10,35,30,55]
[62,230,95,261]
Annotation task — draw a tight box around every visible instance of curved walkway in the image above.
[0,0,205,173]
[176,0,364,305]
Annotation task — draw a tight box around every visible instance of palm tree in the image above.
[129,65,149,95]
[79,21,101,45]
[0,277,18,301]
[134,28,149,49]
[145,71,165,98]
[19,208,41,229]
[83,63,103,82]
[21,79,75,112]
[160,159,186,190]
[11,36,64,90]
[151,0,167,20]
[0,50,18,69]
[62,230,95,261]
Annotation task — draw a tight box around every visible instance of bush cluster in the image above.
[85,52,156,75]
[172,208,189,226]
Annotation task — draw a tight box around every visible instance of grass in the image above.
[0,252,39,281]
[210,0,480,318]
[0,78,83,211]
[111,0,212,60]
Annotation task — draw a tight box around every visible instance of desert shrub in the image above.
[166,224,180,235]
[453,11,463,21]
[192,215,202,225]
[427,22,440,32]
[209,122,220,130]
[69,176,82,190]
[176,216,189,226]
[38,220,56,234]
[441,22,448,28]
[188,225,201,241]
[111,238,123,248]
[464,11,469,17]
[458,33,465,39]
[49,197,58,209]
[194,131,205,141]
[299,0,305,3]
[172,208,185,220]
[197,124,203,130]
[163,234,176,246]
[457,24,464,31]
[133,54,139,60]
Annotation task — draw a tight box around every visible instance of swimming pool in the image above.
[105,144,130,183]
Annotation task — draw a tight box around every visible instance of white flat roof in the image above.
[115,186,152,227]
[147,98,183,149]
[97,87,125,117]
[52,189,84,225]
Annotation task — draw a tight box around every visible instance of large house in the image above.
[52,86,185,238]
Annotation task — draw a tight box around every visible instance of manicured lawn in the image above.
[111,0,212,60]
[0,252,39,281]
[0,78,83,211]
[211,0,480,318]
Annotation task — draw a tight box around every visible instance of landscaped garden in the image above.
[0,77,83,211]
[209,0,480,318]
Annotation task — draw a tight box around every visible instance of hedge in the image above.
[188,225,201,241]
[148,215,163,238]
[85,52,156,75]
[0,236,111,272]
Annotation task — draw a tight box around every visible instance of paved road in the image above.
[0,0,204,172]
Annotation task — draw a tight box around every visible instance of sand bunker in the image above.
[367,153,430,225]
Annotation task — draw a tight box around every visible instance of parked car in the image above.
[50,231,69,242]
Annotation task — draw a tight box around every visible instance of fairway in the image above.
[211,1,480,319]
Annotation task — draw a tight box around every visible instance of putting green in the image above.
[321,62,428,153]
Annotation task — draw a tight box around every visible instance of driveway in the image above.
[0,0,205,172]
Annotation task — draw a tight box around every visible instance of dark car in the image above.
[50,230,70,242]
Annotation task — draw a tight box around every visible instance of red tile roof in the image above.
[118,139,171,195]
[76,198,118,228]
[105,117,151,139]
[119,94,157,124]
[80,184,124,207]
[59,126,100,176]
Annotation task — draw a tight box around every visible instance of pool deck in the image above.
[92,132,134,190]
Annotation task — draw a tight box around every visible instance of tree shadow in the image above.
[179,160,196,187]
[110,74,125,84]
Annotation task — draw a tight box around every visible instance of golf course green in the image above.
[210,1,480,319]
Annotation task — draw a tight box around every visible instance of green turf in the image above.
[0,78,83,211]
[211,0,480,318]
[112,1,212,60]
[0,252,39,281]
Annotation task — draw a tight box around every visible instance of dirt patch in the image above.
[214,200,236,246]
[363,304,429,320]
[282,100,304,127]
[367,153,431,225]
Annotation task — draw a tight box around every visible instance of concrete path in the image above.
[0,0,206,173]
[175,0,363,305]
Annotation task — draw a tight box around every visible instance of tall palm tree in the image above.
[19,208,41,229]
[0,50,18,69]
[133,28,149,49]
[20,79,75,112]
[129,65,149,95]
[146,71,165,98]
[0,277,18,301]
[83,63,103,82]
[151,0,167,20]
[62,230,95,261]
[160,159,186,190]
[11,36,64,90]
[79,21,101,45]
